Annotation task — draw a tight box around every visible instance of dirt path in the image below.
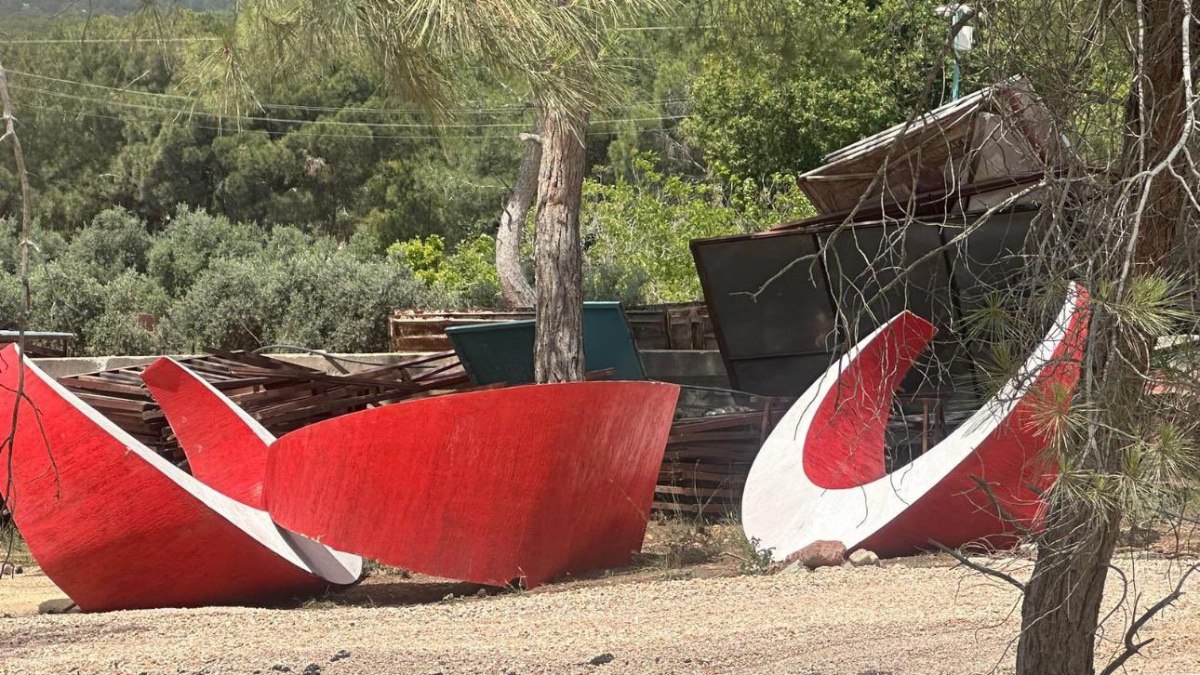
[3,556,1200,675]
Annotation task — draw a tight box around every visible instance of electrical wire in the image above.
[13,83,688,129]
[12,84,689,131]
[21,99,683,140]
[1,26,704,43]
[6,69,689,116]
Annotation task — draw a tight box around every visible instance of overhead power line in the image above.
[23,99,682,141]
[1,25,705,45]
[7,69,688,116]
[13,84,689,131]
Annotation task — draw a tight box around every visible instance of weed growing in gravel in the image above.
[714,530,774,575]
[0,517,31,574]
[362,559,410,578]
[648,513,722,569]
[643,511,776,575]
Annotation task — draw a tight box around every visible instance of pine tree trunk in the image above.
[495,121,542,309]
[533,110,589,383]
[1016,2,1190,673]
[1016,504,1122,674]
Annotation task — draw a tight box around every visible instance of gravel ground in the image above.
[3,555,1200,675]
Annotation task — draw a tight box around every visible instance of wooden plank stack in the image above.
[57,351,470,464]
[389,310,533,351]
[654,397,789,518]
[389,302,716,352]
[623,303,718,350]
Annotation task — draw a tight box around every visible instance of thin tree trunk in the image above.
[0,60,31,332]
[533,109,589,384]
[1016,2,1191,673]
[496,121,542,309]
[1016,504,1122,675]
[0,58,33,545]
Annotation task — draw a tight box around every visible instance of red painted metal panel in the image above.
[804,312,936,489]
[0,346,355,612]
[743,285,1090,559]
[142,358,273,508]
[266,381,680,588]
[859,289,1090,555]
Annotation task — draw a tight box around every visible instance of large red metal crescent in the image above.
[264,381,680,588]
[742,284,1090,559]
[142,358,275,508]
[0,345,361,612]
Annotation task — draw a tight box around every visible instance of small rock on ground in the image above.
[787,540,847,570]
[781,561,809,575]
[849,550,880,567]
[589,653,616,666]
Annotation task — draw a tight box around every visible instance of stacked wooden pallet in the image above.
[389,302,716,352]
[654,398,789,518]
[623,303,718,350]
[389,310,533,351]
[57,351,469,464]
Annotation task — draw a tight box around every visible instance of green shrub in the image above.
[159,256,282,352]
[0,272,21,327]
[389,234,501,308]
[63,208,153,283]
[0,219,68,275]
[84,271,172,356]
[272,251,445,352]
[163,249,448,354]
[27,260,106,339]
[147,206,265,296]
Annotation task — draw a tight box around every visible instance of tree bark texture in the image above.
[1128,0,1195,269]
[533,110,589,384]
[1016,502,1122,675]
[495,123,542,309]
[1016,2,1192,673]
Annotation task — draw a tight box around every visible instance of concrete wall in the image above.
[33,350,730,388]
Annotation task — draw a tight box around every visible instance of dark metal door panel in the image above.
[692,234,838,361]
[818,223,957,341]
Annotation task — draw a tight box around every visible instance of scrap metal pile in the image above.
[691,77,1061,397]
[0,78,1096,614]
[56,351,469,464]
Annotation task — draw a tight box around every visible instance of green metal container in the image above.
[446,301,646,386]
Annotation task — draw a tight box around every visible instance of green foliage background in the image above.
[0,1,968,355]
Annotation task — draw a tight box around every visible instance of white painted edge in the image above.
[14,347,362,585]
[742,283,1081,561]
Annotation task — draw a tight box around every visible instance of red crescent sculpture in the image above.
[142,357,275,508]
[264,381,680,588]
[742,284,1089,559]
[0,345,361,612]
